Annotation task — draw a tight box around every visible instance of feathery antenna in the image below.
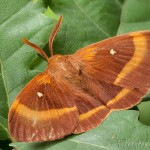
[49,16,63,56]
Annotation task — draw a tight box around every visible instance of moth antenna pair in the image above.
[22,16,63,61]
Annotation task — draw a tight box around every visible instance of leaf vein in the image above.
[73,0,111,38]
[0,57,10,107]
[69,139,110,150]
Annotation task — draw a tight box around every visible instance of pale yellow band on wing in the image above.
[10,99,77,121]
[80,105,106,121]
[114,33,147,85]
[107,88,131,106]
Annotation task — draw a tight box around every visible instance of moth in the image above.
[9,16,150,142]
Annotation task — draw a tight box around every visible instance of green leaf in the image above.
[1,0,150,149]
[46,0,121,56]
[0,0,56,106]
[10,111,150,150]
[0,116,9,140]
[138,101,150,126]
[0,0,56,142]
[0,64,8,118]
[118,0,150,34]
[44,7,59,20]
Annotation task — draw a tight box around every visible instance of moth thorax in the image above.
[48,55,79,73]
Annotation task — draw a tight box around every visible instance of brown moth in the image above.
[8,16,150,142]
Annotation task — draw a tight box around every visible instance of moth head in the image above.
[47,54,63,66]
[47,54,69,73]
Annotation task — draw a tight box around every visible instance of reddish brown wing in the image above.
[75,31,150,89]
[71,31,150,133]
[8,72,79,142]
[72,78,146,133]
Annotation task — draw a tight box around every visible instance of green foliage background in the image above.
[0,0,150,149]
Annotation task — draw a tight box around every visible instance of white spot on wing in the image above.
[110,49,117,55]
[37,92,43,98]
